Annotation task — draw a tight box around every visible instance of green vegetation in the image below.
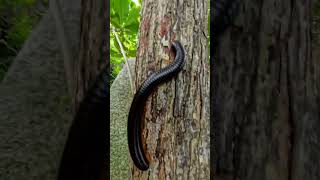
[0,0,139,83]
[0,0,48,80]
[110,0,141,83]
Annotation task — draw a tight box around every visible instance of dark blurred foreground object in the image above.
[58,66,108,180]
[57,0,109,179]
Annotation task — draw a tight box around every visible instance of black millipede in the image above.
[127,41,185,171]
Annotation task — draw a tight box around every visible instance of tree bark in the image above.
[58,0,109,179]
[74,0,109,110]
[212,0,319,179]
[131,0,210,179]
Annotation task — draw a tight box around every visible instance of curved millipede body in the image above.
[127,41,185,171]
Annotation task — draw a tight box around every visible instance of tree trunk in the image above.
[57,0,109,179]
[212,0,319,179]
[74,0,109,110]
[131,0,210,179]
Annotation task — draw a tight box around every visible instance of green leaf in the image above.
[112,0,129,24]
[124,8,139,27]
[6,15,33,49]
[110,0,141,83]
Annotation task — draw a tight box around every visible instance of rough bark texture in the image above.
[74,0,109,110]
[131,0,209,179]
[212,0,319,179]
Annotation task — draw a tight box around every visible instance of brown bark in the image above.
[213,0,319,179]
[131,0,210,179]
[74,0,109,110]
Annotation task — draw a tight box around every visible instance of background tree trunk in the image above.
[131,0,210,179]
[212,0,319,179]
[110,59,135,179]
[0,0,108,179]
[0,0,81,179]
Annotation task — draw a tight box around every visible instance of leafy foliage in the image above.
[0,0,48,80]
[110,0,141,83]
